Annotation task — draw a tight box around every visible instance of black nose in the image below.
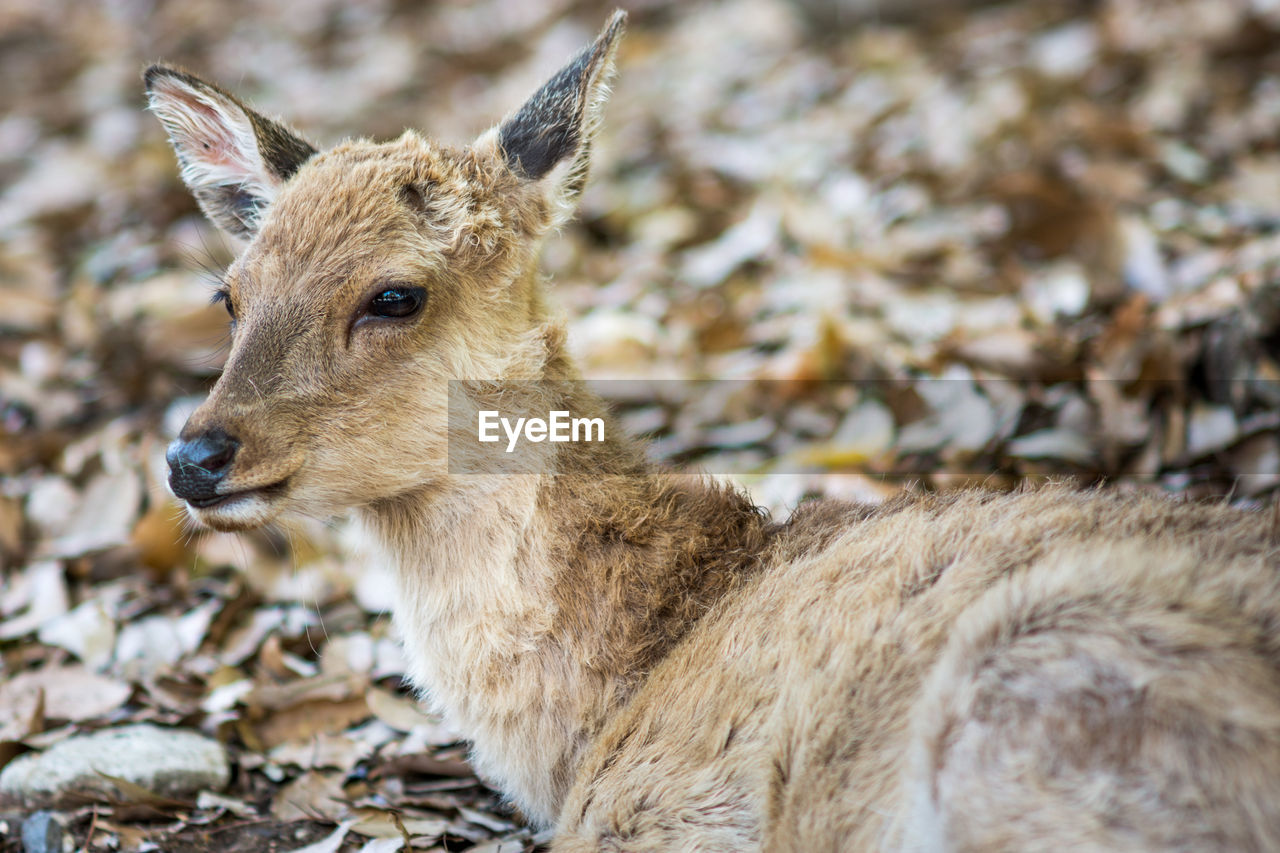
[167,429,240,506]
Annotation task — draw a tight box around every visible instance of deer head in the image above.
[149,12,626,530]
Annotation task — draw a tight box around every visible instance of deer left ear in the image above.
[478,10,626,227]
[144,65,317,240]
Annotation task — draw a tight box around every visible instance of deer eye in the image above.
[211,289,235,321]
[366,286,426,319]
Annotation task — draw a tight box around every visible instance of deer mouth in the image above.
[187,479,289,509]
[183,479,292,529]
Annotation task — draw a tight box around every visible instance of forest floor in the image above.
[3,0,1280,849]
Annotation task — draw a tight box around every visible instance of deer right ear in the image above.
[144,65,316,240]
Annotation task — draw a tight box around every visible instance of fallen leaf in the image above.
[284,819,357,853]
[349,808,447,842]
[130,499,191,573]
[254,697,372,751]
[38,599,117,671]
[366,689,435,733]
[358,838,405,853]
[271,770,350,822]
[0,666,130,738]
[196,789,257,817]
[247,673,370,712]
[270,733,374,772]
[0,561,67,640]
[43,469,142,558]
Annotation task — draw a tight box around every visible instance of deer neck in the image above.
[356,372,774,826]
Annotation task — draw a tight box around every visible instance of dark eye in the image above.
[367,286,425,319]
[211,289,235,321]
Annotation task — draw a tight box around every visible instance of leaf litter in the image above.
[4,0,1280,849]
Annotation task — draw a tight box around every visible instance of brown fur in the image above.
[148,12,1280,850]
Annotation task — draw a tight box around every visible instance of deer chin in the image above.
[183,479,291,532]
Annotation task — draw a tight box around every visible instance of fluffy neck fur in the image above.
[356,367,773,826]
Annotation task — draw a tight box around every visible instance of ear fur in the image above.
[482,10,626,227]
[144,65,316,239]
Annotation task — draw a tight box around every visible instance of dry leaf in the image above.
[349,808,448,842]
[247,673,369,712]
[130,499,191,572]
[196,789,257,817]
[284,819,357,853]
[269,733,374,772]
[366,689,434,733]
[254,697,372,751]
[0,666,130,739]
[271,770,350,822]
[358,838,405,853]
[43,470,142,558]
[38,599,117,671]
[3,0,1279,847]
[0,561,67,640]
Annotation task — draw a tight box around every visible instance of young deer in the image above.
[149,12,1280,850]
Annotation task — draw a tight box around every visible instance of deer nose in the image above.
[167,429,240,506]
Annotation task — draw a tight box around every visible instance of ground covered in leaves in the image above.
[3,0,1280,850]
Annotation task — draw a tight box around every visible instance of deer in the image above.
[146,11,1280,851]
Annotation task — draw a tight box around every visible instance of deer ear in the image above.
[480,10,625,227]
[144,65,316,239]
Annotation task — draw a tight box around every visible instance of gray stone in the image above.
[0,724,229,806]
[21,811,62,853]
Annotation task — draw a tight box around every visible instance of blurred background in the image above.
[3,0,1280,849]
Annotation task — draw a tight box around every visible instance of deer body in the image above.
[148,13,1280,850]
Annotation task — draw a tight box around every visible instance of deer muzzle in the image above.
[166,428,240,507]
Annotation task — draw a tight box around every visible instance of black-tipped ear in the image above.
[485,11,625,225]
[144,65,317,239]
